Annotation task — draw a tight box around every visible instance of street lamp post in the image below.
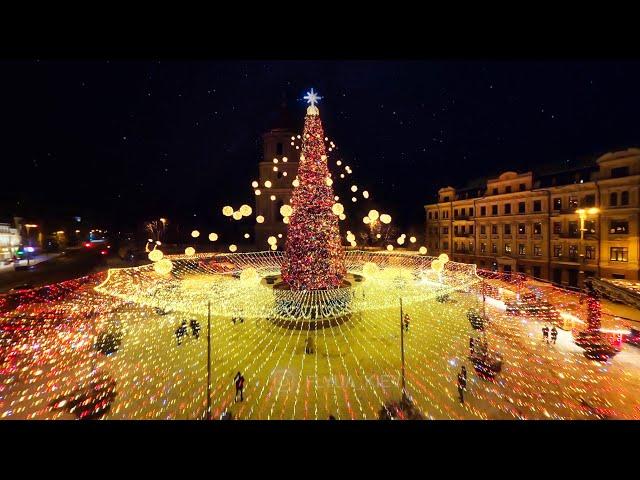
[24,224,38,267]
[399,297,406,402]
[206,300,212,420]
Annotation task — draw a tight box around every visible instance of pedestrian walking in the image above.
[542,325,549,343]
[190,319,200,339]
[551,326,558,344]
[305,336,314,354]
[175,321,188,346]
[457,366,467,404]
[234,372,245,402]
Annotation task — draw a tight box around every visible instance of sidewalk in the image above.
[0,253,61,273]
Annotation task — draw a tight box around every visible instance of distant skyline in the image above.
[1,60,639,236]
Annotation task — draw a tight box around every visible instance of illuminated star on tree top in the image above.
[303,88,322,107]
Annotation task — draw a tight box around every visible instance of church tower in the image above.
[254,103,299,250]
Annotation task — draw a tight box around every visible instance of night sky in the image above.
[1,60,639,236]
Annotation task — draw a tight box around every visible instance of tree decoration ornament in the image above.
[267,236,277,246]
[208,232,218,241]
[251,181,259,188]
[419,246,427,254]
[380,214,392,224]
[363,190,370,199]
[438,253,450,264]
[280,204,293,217]
[410,236,417,243]
[387,244,394,251]
[281,91,346,290]
[232,211,243,220]
[264,180,272,188]
[255,189,261,195]
[239,204,252,217]
[191,230,200,238]
[332,203,344,216]
[228,244,237,252]
[184,247,195,256]
[256,215,265,224]
[222,206,234,217]
[368,209,380,221]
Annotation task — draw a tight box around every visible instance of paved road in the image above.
[0,249,106,293]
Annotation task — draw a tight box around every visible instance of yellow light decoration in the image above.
[229,244,237,252]
[282,172,288,177]
[363,191,370,199]
[222,206,234,217]
[340,174,345,179]
[283,216,290,224]
[334,196,339,201]
[273,166,278,172]
[239,204,252,217]
[386,244,394,251]
[282,157,288,162]
[280,204,293,217]
[251,181,258,188]
[351,185,358,192]
[267,236,277,246]
[363,216,371,224]
[148,249,163,262]
[368,209,380,221]
[277,234,283,238]
[431,259,443,272]
[325,177,333,186]
[362,261,380,277]
[232,211,243,221]
[244,233,250,239]
[208,233,218,241]
[256,215,265,224]
[380,214,392,224]
[255,189,261,196]
[410,236,417,243]
[351,197,357,202]
[438,253,450,264]
[270,244,277,250]
[376,233,381,238]
[337,160,342,166]
[292,179,300,188]
[184,247,195,256]
[264,180,272,188]
[331,203,344,216]
[419,246,427,254]
[397,237,405,245]
[339,214,346,220]
[350,241,357,247]
[270,195,276,201]
[153,258,173,275]
[239,267,260,284]
[191,230,200,238]
[273,158,278,164]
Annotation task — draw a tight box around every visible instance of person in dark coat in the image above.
[234,372,245,402]
[457,366,467,404]
[190,319,200,339]
[305,337,314,354]
[175,321,188,345]
[542,325,550,343]
[550,325,558,344]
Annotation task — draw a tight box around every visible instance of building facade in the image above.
[425,148,640,288]
[0,220,21,261]
[254,105,299,250]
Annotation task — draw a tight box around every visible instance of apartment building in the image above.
[424,148,640,288]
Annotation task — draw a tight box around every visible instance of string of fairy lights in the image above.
[2,258,640,419]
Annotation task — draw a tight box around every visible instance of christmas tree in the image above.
[281,89,346,290]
